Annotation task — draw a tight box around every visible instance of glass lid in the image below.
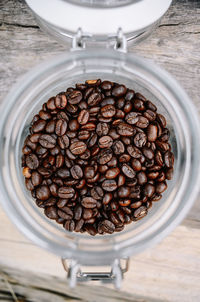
[26,0,172,45]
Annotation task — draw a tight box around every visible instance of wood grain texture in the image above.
[0,1,200,301]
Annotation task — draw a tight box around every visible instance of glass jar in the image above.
[0,0,200,288]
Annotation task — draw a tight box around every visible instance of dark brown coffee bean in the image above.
[85,225,97,236]
[70,141,87,155]
[122,164,136,178]
[31,171,42,186]
[77,109,89,125]
[142,147,154,160]
[155,150,163,166]
[112,85,127,97]
[88,92,102,106]
[136,116,149,128]
[103,193,112,205]
[70,165,83,179]
[131,159,142,171]
[22,145,32,155]
[55,94,67,109]
[26,154,39,169]
[99,220,115,234]
[134,206,147,220]
[143,183,155,198]
[58,187,75,198]
[98,149,113,165]
[105,168,120,179]
[156,181,167,193]
[137,171,147,185]
[115,109,125,119]
[147,124,158,142]
[64,220,75,232]
[157,114,166,128]
[32,120,46,133]
[118,186,130,198]
[47,97,56,110]
[96,122,109,136]
[125,112,139,124]
[112,140,124,155]
[119,154,131,163]
[25,178,34,191]
[144,109,156,121]
[102,179,117,192]
[118,174,126,187]
[146,100,157,111]
[91,186,104,200]
[117,122,134,136]
[81,197,97,208]
[156,171,166,182]
[98,136,113,148]
[127,145,142,158]
[39,134,56,148]
[156,140,169,152]
[57,198,68,208]
[36,185,50,200]
[101,81,113,90]
[133,99,145,111]
[159,128,170,142]
[101,104,116,118]
[45,120,55,133]
[151,193,162,202]
[134,132,147,148]
[29,133,40,143]
[55,119,67,136]
[45,206,58,219]
[165,168,174,180]
[164,151,174,168]
[148,171,159,180]
[68,90,82,104]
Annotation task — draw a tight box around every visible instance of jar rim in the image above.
[0,49,199,264]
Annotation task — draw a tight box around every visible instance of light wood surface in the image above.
[0,1,200,301]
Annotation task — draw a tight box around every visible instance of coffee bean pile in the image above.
[22,79,174,236]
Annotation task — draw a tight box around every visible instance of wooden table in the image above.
[0,1,200,301]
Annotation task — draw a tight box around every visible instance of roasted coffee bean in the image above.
[70,165,83,179]
[22,79,174,236]
[125,112,139,124]
[45,206,58,219]
[99,220,115,234]
[117,122,134,136]
[39,134,56,148]
[127,145,142,158]
[143,183,155,198]
[142,147,154,160]
[133,99,145,111]
[105,167,120,179]
[147,124,158,142]
[156,181,167,193]
[68,90,82,104]
[144,109,156,121]
[165,168,174,180]
[55,94,67,109]
[118,186,130,198]
[164,151,174,168]
[88,92,102,106]
[133,206,147,220]
[102,179,117,192]
[70,141,87,155]
[101,104,116,118]
[131,159,142,171]
[36,185,50,200]
[99,136,113,148]
[31,171,42,186]
[137,171,147,185]
[58,187,75,198]
[81,197,97,208]
[122,164,136,178]
[101,81,113,90]
[91,186,103,200]
[64,220,75,232]
[26,154,39,169]
[134,132,147,148]
[157,114,166,128]
[112,85,127,97]
[136,116,149,128]
[55,119,67,136]
[32,120,46,133]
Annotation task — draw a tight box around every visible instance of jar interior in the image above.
[1,49,197,264]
